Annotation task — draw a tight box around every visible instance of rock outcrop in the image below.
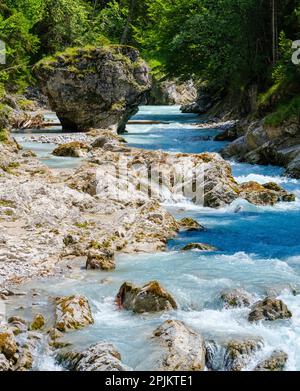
[239,181,295,206]
[153,320,206,371]
[181,86,214,114]
[116,281,177,313]
[248,298,292,322]
[221,119,300,178]
[57,342,130,371]
[178,217,204,231]
[149,78,197,105]
[34,45,151,133]
[55,295,94,331]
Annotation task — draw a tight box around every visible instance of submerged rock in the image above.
[248,298,292,322]
[153,320,206,371]
[86,249,115,271]
[35,45,151,132]
[116,281,177,313]
[224,339,263,371]
[220,289,253,308]
[52,142,89,157]
[238,181,295,206]
[181,243,217,251]
[178,217,204,231]
[254,350,288,371]
[57,342,130,371]
[55,295,94,332]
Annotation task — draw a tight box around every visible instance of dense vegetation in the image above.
[0,0,300,121]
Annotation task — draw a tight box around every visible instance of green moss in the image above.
[75,221,95,229]
[0,128,8,143]
[17,99,35,111]
[264,96,300,127]
[0,162,20,173]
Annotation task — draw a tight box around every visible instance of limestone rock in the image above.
[181,243,217,251]
[0,353,10,371]
[254,350,288,371]
[238,181,295,206]
[153,320,206,371]
[248,298,292,322]
[0,329,18,359]
[116,281,177,313]
[149,78,197,105]
[86,249,115,271]
[178,217,204,231]
[57,342,130,371]
[224,339,263,371]
[34,45,151,132]
[55,295,94,332]
[53,142,89,157]
[220,289,253,308]
[29,314,45,331]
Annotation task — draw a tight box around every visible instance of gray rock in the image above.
[182,243,217,251]
[153,320,206,371]
[0,353,10,371]
[57,342,130,371]
[248,298,292,322]
[220,289,253,308]
[34,46,151,133]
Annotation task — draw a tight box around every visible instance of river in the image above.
[11,106,300,371]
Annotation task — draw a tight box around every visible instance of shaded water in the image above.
[11,106,300,371]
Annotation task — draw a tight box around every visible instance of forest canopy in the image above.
[0,0,300,116]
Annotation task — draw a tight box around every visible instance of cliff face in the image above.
[34,45,151,133]
[149,78,197,105]
[221,119,300,178]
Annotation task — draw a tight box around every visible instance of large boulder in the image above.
[248,298,292,322]
[116,281,177,313]
[149,78,197,105]
[34,45,151,133]
[153,320,206,371]
[55,295,94,332]
[181,243,217,251]
[57,342,130,371]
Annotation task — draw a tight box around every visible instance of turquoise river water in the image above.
[11,106,300,371]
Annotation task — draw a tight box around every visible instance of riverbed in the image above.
[11,106,300,371]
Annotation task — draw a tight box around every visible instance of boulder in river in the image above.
[248,298,292,322]
[116,281,177,313]
[238,181,295,206]
[182,242,217,251]
[178,217,204,231]
[55,295,94,332]
[52,142,89,158]
[29,314,45,331]
[254,350,288,371]
[34,45,151,132]
[153,319,206,371]
[57,342,130,371]
[86,249,115,271]
[224,338,263,371]
[220,289,253,308]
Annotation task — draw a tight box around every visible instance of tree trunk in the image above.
[271,0,278,63]
[120,0,136,45]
